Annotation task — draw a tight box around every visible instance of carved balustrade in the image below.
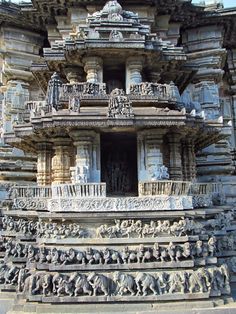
[60,82,107,101]
[11,183,106,200]
[138,180,191,196]
[11,183,107,211]
[11,185,52,211]
[51,183,106,198]
[25,101,46,112]
[11,185,52,198]
[10,181,221,211]
[189,182,223,208]
[189,182,213,195]
[15,100,46,122]
[129,82,175,101]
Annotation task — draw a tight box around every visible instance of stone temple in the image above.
[1,0,236,313]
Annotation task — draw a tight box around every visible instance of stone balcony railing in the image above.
[60,82,107,101]
[9,181,221,212]
[16,81,181,123]
[129,82,177,102]
[11,183,107,211]
[11,183,106,199]
[51,183,106,198]
[138,181,191,196]
[189,182,224,208]
[11,185,52,198]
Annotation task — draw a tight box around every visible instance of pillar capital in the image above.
[69,130,98,142]
[64,67,84,84]
[126,56,144,93]
[83,56,103,83]
[126,56,144,68]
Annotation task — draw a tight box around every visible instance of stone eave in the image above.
[194,122,230,151]
[43,45,186,63]
[0,1,45,31]
[8,109,225,153]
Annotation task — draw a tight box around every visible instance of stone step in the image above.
[6,298,236,314]
[0,292,15,314]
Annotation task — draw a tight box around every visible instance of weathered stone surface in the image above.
[0,0,236,313]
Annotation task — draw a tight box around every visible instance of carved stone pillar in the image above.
[137,129,168,181]
[181,138,196,181]
[126,56,143,93]
[36,142,53,186]
[51,138,71,184]
[70,130,100,183]
[167,133,183,180]
[83,56,103,83]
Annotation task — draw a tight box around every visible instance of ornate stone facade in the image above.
[0,0,236,313]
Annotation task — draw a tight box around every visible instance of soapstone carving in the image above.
[3,240,217,266]
[108,89,134,118]
[11,265,230,298]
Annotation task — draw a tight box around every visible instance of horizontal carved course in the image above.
[9,182,221,211]
[2,212,235,239]
[13,198,48,211]
[15,266,230,301]
[48,196,193,212]
[3,239,217,267]
[11,195,194,211]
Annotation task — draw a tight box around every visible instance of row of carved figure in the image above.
[2,216,86,238]
[2,213,234,239]
[96,213,234,238]
[216,232,236,253]
[3,238,217,266]
[4,265,229,298]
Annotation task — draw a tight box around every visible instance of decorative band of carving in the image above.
[192,195,213,208]
[48,196,193,212]
[14,265,230,300]
[3,239,217,267]
[13,198,48,211]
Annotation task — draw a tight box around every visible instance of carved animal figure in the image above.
[53,273,76,297]
[168,272,186,294]
[135,272,159,296]
[86,248,103,264]
[189,268,211,293]
[87,272,109,296]
[153,243,160,261]
[74,274,92,296]
[136,245,152,263]
[167,242,176,262]
[160,247,168,262]
[22,273,37,295]
[4,266,19,285]
[103,248,121,264]
[182,242,191,259]
[113,271,136,296]
[208,236,217,257]
[76,251,86,265]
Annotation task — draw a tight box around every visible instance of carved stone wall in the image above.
[1,0,236,313]
[0,26,43,200]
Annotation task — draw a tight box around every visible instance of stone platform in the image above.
[4,297,236,314]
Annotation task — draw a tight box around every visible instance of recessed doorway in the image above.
[101,133,138,196]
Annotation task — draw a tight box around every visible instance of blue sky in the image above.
[224,0,235,7]
[193,0,235,7]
